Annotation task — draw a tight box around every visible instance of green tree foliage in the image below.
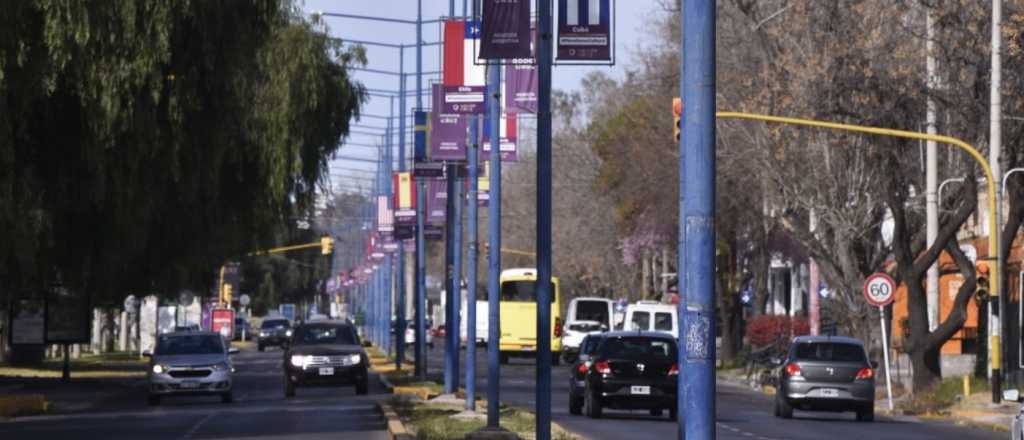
[0,0,366,305]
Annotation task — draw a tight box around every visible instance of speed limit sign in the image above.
[863,273,896,307]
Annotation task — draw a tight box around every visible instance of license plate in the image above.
[819,388,839,397]
[319,367,334,376]
[522,346,534,351]
[630,386,651,395]
[180,381,200,389]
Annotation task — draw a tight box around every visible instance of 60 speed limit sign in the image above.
[863,273,896,307]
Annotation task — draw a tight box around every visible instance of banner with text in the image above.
[431,84,469,160]
[480,0,532,59]
[557,0,611,61]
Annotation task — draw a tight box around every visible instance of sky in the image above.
[301,0,665,194]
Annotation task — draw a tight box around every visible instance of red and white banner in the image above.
[443,20,485,87]
[377,195,393,232]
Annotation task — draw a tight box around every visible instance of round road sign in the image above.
[239,294,251,306]
[863,273,896,307]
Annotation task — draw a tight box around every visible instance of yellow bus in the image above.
[499,268,563,365]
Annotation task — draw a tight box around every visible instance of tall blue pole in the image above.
[680,1,716,439]
[536,0,553,438]
[453,167,463,393]
[465,115,478,412]
[444,170,457,394]
[393,94,405,369]
[416,178,427,380]
[485,60,502,429]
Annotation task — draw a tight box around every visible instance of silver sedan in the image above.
[144,331,239,405]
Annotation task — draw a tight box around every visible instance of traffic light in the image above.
[321,235,334,255]
[672,97,682,143]
[976,262,990,302]
[222,283,233,305]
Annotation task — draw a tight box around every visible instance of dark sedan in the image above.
[775,335,877,421]
[579,331,678,419]
[283,321,369,397]
[569,333,607,415]
[257,318,291,351]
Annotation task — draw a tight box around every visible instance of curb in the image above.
[378,401,415,440]
[0,394,49,418]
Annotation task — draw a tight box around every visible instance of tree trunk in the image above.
[641,249,651,300]
[661,247,670,297]
[752,243,770,316]
[909,343,942,392]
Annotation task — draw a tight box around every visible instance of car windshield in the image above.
[581,336,602,355]
[293,325,358,346]
[500,280,556,302]
[793,342,866,363]
[156,334,224,355]
[261,319,289,329]
[600,336,676,360]
[569,322,602,332]
[654,312,673,331]
[630,311,650,330]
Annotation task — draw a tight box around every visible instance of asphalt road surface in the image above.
[0,345,388,440]
[424,344,1008,440]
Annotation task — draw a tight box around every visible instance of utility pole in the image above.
[536,0,554,438]
[485,60,503,430]
[466,114,479,412]
[990,0,1004,403]
[679,1,716,439]
[414,0,428,381]
[925,4,940,333]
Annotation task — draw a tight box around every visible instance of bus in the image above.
[499,268,563,365]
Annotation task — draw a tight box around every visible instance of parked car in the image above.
[578,331,678,419]
[1003,389,1024,439]
[405,321,434,349]
[623,301,678,339]
[233,317,251,340]
[258,318,292,351]
[561,320,606,363]
[283,321,369,397]
[144,331,238,406]
[566,297,614,333]
[774,335,877,422]
[568,333,608,415]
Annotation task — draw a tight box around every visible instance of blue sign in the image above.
[280,303,296,322]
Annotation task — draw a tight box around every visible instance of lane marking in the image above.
[178,413,213,440]
[716,422,780,440]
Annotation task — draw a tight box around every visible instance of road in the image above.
[0,345,388,440]
[425,344,1007,440]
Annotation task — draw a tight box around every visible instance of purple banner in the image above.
[480,0,531,59]
[442,85,486,114]
[505,63,537,113]
[426,179,447,226]
[431,84,468,161]
[480,115,518,162]
[557,0,611,61]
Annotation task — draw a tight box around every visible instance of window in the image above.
[654,312,674,331]
[568,322,603,332]
[575,301,610,325]
[156,334,224,355]
[293,325,358,346]
[630,311,650,330]
[793,342,866,363]
[581,336,602,355]
[600,337,677,360]
[500,281,556,302]
[261,319,289,329]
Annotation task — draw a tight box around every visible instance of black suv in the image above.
[569,333,607,415]
[283,321,369,397]
[257,318,291,351]
[578,331,678,419]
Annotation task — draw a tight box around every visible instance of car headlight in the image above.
[290,355,308,368]
[152,364,167,374]
[285,329,293,337]
[211,361,231,371]
[345,354,362,366]
[259,331,267,337]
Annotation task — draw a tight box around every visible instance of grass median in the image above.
[0,351,147,379]
[388,396,578,440]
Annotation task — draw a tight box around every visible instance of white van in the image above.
[565,297,614,330]
[623,301,678,338]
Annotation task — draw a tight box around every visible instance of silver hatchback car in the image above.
[775,335,877,421]
[144,331,238,405]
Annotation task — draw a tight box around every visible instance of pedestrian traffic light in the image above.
[976,262,990,301]
[672,97,682,143]
[321,235,334,255]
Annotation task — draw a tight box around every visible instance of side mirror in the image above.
[1003,389,1022,403]
[871,361,879,369]
[142,351,153,358]
[228,347,240,355]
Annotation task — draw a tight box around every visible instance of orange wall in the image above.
[891,254,980,354]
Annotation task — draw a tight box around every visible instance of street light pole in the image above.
[485,60,503,430]
[990,0,1004,403]
[536,0,554,439]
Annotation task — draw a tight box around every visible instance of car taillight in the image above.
[554,317,563,338]
[668,363,678,376]
[577,363,589,374]
[856,368,874,380]
[784,363,801,377]
[594,360,611,374]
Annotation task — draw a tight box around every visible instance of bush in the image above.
[745,315,810,352]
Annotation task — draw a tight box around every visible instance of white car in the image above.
[404,322,434,349]
[623,300,678,339]
[1005,389,1024,440]
[560,320,606,363]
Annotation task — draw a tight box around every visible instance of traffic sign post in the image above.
[863,273,895,411]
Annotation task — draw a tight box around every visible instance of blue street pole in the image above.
[445,170,457,394]
[393,94,406,369]
[465,115,478,411]
[485,60,502,429]
[536,0,553,438]
[679,1,716,439]
[453,167,463,393]
[416,177,427,381]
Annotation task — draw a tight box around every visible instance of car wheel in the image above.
[221,391,234,404]
[258,344,264,352]
[775,394,793,419]
[356,378,369,395]
[569,393,583,415]
[649,408,663,417]
[856,405,874,422]
[284,378,296,398]
[147,394,160,406]
[585,387,603,419]
[500,352,510,365]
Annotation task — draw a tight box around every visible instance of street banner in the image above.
[377,195,393,232]
[442,85,486,115]
[443,20,485,87]
[480,0,532,59]
[431,84,469,160]
[393,172,416,225]
[505,63,538,113]
[557,0,612,61]
[414,110,429,163]
[481,113,518,161]
[427,179,447,227]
